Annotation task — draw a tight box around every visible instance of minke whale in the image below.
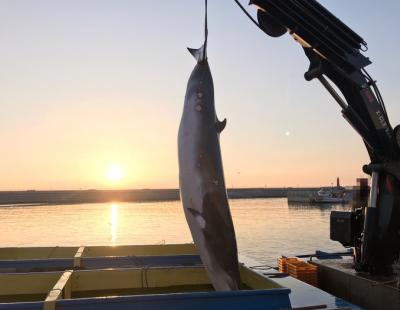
[178,40,241,290]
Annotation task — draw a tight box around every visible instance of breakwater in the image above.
[0,188,299,206]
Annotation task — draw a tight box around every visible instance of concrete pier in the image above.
[313,259,400,310]
[0,188,289,205]
[287,189,320,203]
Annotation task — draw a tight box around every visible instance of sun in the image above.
[106,165,124,182]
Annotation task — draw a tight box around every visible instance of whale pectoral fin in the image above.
[188,207,207,230]
[188,45,206,63]
[200,191,237,248]
[215,118,227,133]
[187,191,225,234]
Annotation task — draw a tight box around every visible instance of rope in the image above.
[203,0,208,60]
[233,0,264,32]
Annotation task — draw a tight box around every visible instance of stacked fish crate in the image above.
[277,257,299,273]
[278,257,318,286]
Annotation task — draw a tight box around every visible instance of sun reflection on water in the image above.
[111,203,119,243]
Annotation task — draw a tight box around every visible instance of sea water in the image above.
[0,198,349,264]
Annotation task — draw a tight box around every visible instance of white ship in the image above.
[311,178,346,203]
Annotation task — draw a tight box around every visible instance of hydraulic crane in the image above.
[241,0,400,274]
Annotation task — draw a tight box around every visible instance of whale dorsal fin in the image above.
[215,118,227,133]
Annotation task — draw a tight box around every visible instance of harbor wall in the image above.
[0,187,365,206]
[0,188,289,205]
[287,189,320,203]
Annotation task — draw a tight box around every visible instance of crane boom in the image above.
[247,0,400,274]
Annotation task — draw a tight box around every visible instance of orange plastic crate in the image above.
[286,261,318,286]
[277,256,299,273]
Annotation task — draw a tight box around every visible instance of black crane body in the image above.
[245,0,400,274]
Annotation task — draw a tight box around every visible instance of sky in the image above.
[0,0,399,190]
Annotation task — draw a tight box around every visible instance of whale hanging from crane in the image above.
[177,0,241,292]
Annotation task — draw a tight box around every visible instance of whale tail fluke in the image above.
[188,45,207,63]
[187,0,208,63]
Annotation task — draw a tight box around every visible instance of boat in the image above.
[310,178,347,203]
[311,188,347,203]
[0,243,359,309]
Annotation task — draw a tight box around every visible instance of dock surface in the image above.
[314,258,400,310]
[239,256,362,309]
